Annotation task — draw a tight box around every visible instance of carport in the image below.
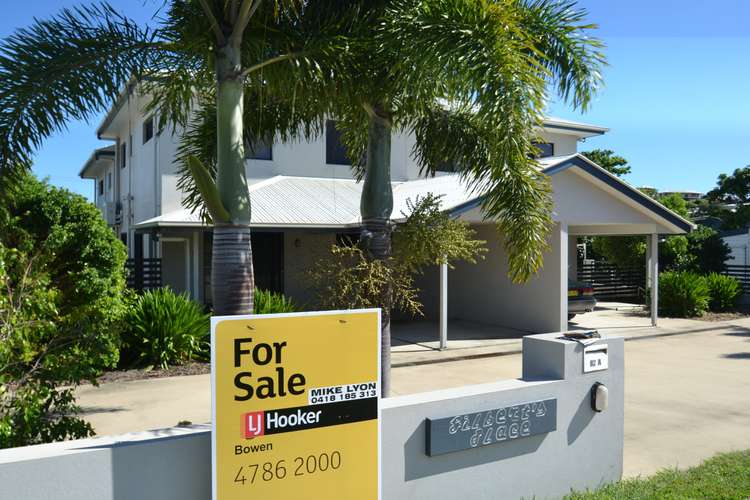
[413,154,694,347]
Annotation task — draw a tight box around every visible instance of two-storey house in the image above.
[81,85,692,336]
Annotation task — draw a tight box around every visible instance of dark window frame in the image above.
[436,161,458,173]
[143,116,154,144]
[245,136,273,161]
[120,143,127,169]
[98,179,104,196]
[532,142,555,158]
[325,120,351,166]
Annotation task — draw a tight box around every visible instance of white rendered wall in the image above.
[538,131,580,156]
[447,223,567,333]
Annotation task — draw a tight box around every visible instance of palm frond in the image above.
[515,0,606,111]
[410,105,552,283]
[175,87,330,221]
[0,3,164,175]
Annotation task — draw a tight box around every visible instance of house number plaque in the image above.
[425,398,557,456]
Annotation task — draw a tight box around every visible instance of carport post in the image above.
[649,233,659,327]
[439,259,448,349]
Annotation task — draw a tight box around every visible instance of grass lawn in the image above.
[566,450,750,499]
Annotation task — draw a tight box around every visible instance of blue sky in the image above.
[3,0,749,198]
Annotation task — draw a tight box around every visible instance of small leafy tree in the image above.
[582,149,631,177]
[684,226,731,274]
[308,195,486,315]
[0,175,127,448]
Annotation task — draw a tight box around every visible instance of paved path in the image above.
[76,315,750,478]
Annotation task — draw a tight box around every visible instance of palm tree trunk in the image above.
[212,42,254,316]
[360,104,393,396]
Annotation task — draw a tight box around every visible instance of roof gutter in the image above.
[78,147,116,178]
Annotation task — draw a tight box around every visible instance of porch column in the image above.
[439,259,448,350]
[559,223,569,332]
[649,233,659,327]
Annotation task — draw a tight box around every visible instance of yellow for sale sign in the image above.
[211,309,380,500]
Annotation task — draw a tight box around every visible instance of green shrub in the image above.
[705,273,741,312]
[122,288,210,369]
[0,175,127,448]
[658,271,709,318]
[254,289,298,314]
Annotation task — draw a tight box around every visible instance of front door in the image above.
[161,239,189,295]
[252,232,284,293]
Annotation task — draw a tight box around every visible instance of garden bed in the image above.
[94,362,210,385]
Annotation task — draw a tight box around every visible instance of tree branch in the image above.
[232,0,261,44]
[240,51,301,78]
[197,0,226,45]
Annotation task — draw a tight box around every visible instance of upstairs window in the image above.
[120,143,127,168]
[98,179,104,196]
[107,172,112,191]
[245,136,273,161]
[325,120,350,166]
[436,161,458,173]
[532,142,554,158]
[143,116,154,144]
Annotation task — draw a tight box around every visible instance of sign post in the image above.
[211,309,381,500]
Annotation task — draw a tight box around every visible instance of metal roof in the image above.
[134,174,478,229]
[134,154,693,234]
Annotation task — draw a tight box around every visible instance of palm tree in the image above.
[0,1,603,396]
[321,0,605,395]
[0,1,344,315]
[171,0,605,395]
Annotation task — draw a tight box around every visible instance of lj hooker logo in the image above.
[242,411,264,438]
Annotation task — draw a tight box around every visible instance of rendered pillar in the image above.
[650,233,659,327]
[439,260,448,349]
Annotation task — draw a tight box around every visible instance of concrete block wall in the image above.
[0,333,623,500]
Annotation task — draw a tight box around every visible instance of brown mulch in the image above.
[695,311,750,322]
[93,361,211,385]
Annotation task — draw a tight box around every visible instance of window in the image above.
[143,116,154,144]
[120,143,127,168]
[532,142,554,158]
[245,136,273,161]
[98,179,104,196]
[120,232,128,247]
[325,120,350,165]
[436,161,458,173]
[107,172,112,191]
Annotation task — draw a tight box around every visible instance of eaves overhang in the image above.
[78,146,116,179]
[446,155,695,234]
[542,155,695,233]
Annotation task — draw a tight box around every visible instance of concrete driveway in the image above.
[75,313,750,478]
